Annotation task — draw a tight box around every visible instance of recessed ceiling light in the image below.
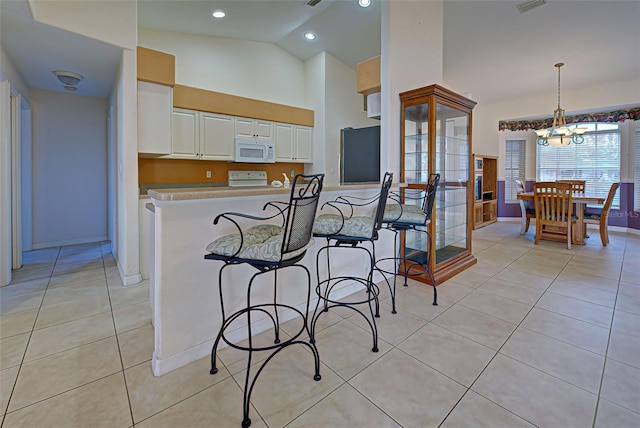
[212,10,225,18]
[304,32,316,40]
[359,0,371,7]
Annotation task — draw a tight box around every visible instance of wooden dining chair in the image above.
[533,182,576,249]
[583,182,619,246]
[515,179,535,234]
[557,180,586,193]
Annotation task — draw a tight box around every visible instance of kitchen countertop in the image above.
[148,183,384,202]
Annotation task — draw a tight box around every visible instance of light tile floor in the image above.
[1,222,639,427]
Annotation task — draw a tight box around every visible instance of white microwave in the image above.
[234,138,275,163]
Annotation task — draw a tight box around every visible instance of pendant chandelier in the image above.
[535,63,587,147]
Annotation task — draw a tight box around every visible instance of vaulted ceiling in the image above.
[1,1,638,106]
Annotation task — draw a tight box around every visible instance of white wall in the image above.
[28,0,136,50]
[30,89,108,248]
[138,28,307,108]
[304,53,326,179]
[113,48,141,286]
[382,0,444,181]
[0,47,30,100]
[324,52,380,185]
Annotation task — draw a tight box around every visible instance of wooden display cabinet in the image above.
[399,85,477,285]
[473,154,498,228]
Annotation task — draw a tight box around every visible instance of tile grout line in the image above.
[1,246,60,427]
[590,238,626,428]
[438,243,575,427]
[100,245,137,427]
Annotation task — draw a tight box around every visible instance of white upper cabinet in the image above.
[200,112,235,160]
[167,108,311,163]
[235,117,274,140]
[138,81,172,155]
[171,108,199,159]
[275,124,312,163]
[274,123,294,161]
[293,126,312,162]
[170,109,234,160]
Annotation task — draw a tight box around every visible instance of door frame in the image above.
[11,89,22,270]
[0,81,12,285]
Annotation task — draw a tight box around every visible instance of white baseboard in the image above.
[32,235,108,250]
[116,256,142,286]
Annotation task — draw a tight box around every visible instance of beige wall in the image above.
[30,89,108,247]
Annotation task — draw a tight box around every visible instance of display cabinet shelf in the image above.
[399,85,477,285]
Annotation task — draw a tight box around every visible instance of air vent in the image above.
[305,0,322,7]
[517,0,546,14]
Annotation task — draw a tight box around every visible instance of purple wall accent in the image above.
[497,180,639,231]
[497,180,535,218]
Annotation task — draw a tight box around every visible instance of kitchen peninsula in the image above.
[147,183,394,376]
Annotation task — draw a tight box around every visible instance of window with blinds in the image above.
[536,123,620,208]
[634,127,640,211]
[505,139,525,203]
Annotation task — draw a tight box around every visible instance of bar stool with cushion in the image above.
[311,172,393,353]
[583,182,619,246]
[204,173,324,428]
[376,173,440,313]
[515,179,535,234]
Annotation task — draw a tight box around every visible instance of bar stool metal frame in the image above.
[376,173,440,313]
[310,172,393,353]
[204,173,324,428]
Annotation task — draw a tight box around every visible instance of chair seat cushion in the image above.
[313,213,374,239]
[584,211,602,221]
[383,203,427,225]
[525,207,536,215]
[206,224,311,262]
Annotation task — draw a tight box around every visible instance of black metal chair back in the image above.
[280,174,324,259]
[371,172,394,238]
[421,173,440,223]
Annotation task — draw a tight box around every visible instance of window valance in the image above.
[498,106,640,132]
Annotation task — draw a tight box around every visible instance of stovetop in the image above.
[227,170,268,187]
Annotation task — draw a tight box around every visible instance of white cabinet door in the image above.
[138,82,172,155]
[234,117,255,139]
[235,117,274,140]
[255,120,274,140]
[275,123,294,161]
[170,108,199,159]
[293,126,312,162]
[200,112,235,160]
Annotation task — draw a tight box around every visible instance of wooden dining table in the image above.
[517,191,605,245]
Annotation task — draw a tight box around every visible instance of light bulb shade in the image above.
[573,126,588,135]
[53,70,84,86]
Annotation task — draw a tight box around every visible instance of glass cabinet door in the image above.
[434,102,469,264]
[403,103,428,184]
[401,101,430,271]
[399,85,476,285]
